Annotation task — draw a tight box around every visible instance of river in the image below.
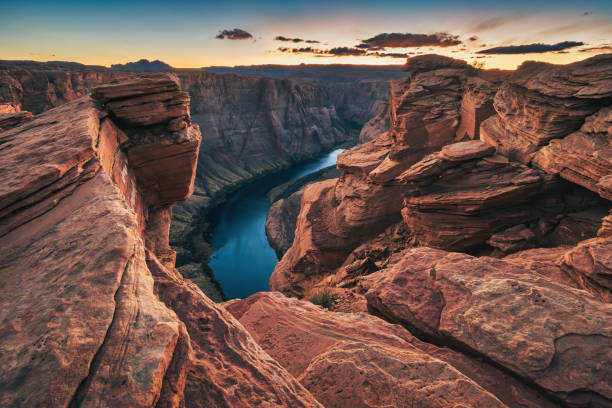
[209,148,345,299]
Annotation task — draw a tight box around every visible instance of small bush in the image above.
[310,288,334,309]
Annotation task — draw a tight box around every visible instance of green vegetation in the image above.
[310,288,334,309]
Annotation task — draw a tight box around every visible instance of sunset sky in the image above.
[1,0,611,69]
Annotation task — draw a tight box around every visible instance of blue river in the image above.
[209,148,344,299]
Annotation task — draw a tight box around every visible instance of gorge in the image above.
[1,53,611,408]
[0,59,398,299]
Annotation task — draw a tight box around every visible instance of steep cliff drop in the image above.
[257,54,612,407]
[0,60,390,299]
[0,74,322,408]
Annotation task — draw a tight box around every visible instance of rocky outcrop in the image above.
[397,140,603,252]
[480,54,612,164]
[271,54,612,408]
[533,107,612,200]
[361,247,612,406]
[227,292,556,408]
[0,74,321,407]
[270,57,508,296]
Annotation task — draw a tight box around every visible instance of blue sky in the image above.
[1,0,610,68]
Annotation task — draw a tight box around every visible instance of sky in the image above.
[0,0,611,69]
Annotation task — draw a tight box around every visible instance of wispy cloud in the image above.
[470,16,509,32]
[275,36,320,44]
[578,44,612,52]
[215,28,253,40]
[477,41,584,54]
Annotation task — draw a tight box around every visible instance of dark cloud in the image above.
[471,16,509,32]
[275,36,320,44]
[579,45,612,52]
[215,28,253,40]
[477,41,584,54]
[327,47,367,56]
[583,12,590,16]
[372,52,408,58]
[277,46,408,58]
[469,36,479,42]
[275,35,303,43]
[357,32,461,50]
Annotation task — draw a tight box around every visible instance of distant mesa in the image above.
[111,58,173,71]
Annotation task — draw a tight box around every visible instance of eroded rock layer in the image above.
[0,74,321,408]
[269,54,612,408]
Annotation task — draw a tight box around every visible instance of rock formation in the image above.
[0,74,321,407]
[3,54,612,408]
[0,60,388,298]
[268,54,612,407]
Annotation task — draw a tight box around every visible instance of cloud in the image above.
[578,45,612,52]
[371,52,408,58]
[357,32,461,50]
[477,41,584,54]
[277,46,409,58]
[274,36,321,44]
[471,16,509,32]
[215,28,253,40]
[327,47,367,56]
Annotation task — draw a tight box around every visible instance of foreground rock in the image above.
[226,292,546,408]
[362,247,612,406]
[0,74,321,407]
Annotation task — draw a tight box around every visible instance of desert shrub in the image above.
[310,288,334,309]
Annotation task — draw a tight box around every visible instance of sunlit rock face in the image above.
[0,74,322,408]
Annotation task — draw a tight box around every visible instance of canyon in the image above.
[0,53,611,408]
[0,59,396,299]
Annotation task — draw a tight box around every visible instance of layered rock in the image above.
[227,292,561,408]
[0,74,322,407]
[398,140,603,252]
[271,58,509,296]
[533,107,612,200]
[361,247,612,406]
[480,54,612,164]
[0,111,33,132]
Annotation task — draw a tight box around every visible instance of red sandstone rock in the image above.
[0,111,33,132]
[533,107,612,200]
[480,54,612,164]
[362,247,612,406]
[0,75,323,408]
[227,292,515,408]
[563,237,612,291]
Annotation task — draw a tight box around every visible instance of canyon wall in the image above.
[263,54,612,407]
[0,74,323,407]
[0,60,394,298]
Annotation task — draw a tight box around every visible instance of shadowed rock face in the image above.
[0,74,321,408]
